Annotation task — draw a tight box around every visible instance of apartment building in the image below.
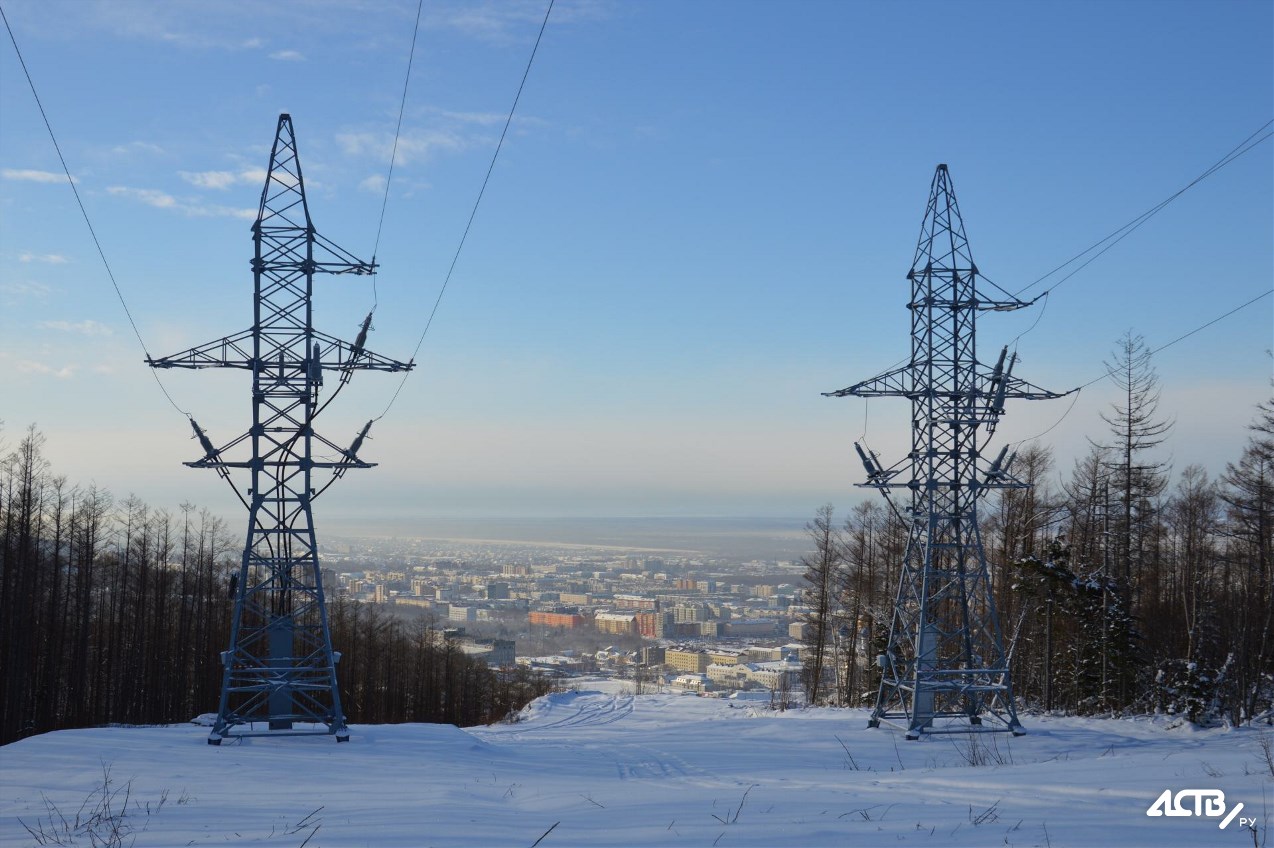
[665,647,710,673]
[594,612,638,636]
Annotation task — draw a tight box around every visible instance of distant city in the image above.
[318,517,825,696]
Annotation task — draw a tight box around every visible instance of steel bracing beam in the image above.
[150,114,413,744]
[825,164,1067,739]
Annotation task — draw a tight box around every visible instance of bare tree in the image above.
[1220,394,1274,722]
[800,504,843,705]
[1094,331,1173,596]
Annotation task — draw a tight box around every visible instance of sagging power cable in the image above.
[368,0,426,311]
[1008,287,1274,449]
[374,0,555,422]
[1012,119,1273,300]
[845,120,1272,419]
[2,2,190,419]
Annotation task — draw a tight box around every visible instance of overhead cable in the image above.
[375,0,555,421]
[1073,287,1274,391]
[1012,119,1273,299]
[1011,287,1273,448]
[848,121,1272,392]
[369,0,426,310]
[1,2,190,419]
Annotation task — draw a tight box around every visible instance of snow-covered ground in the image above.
[2,683,1270,847]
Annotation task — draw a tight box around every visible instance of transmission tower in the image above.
[150,114,413,744]
[825,164,1064,739]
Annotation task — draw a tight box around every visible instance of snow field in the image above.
[2,687,1271,847]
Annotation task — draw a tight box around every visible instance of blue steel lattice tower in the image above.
[825,165,1064,738]
[149,115,413,744]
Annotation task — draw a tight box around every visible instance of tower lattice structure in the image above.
[150,114,413,744]
[825,164,1063,738]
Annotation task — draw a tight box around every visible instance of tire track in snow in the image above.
[476,693,635,738]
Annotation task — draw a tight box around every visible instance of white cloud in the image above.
[358,174,387,193]
[14,359,76,379]
[39,319,113,336]
[194,204,258,221]
[18,253,69,264]
[269,49,305,61]
[336,109,546,173]
[427,4,543,42]
[108,185,178,209]
[107,185,256,219]
[242,37,264,49]
[110,141,165,156]
[0,280,53,297]
[337,129,467,166]
[434,109,508,127]
[180,170,238,189]
[432,108,548,130]
[179,169,268,191]
[425,1,609,42]
[2,168,71,184]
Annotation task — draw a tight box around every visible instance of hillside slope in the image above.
[2,686,1268,847]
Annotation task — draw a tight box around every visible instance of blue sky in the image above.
[2,0,1271,520]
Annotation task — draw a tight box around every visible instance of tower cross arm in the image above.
[971,293,1040,312]
[312,329,415,373]
[822,362,913,398]
[992,372,1072,401]
[147,328,255,369]
[310,427,376,470]
[309,232,377,276]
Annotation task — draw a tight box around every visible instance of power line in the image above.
[369,0,425,311]
[376,0,555,421]
[1012,287,1273,448]
[1012,119,1273,299]
[1,2,190,419]
[1074,287,1274,391]
[851,122,1272,395]
[1010,388,1083,450]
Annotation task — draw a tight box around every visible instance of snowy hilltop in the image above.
[2,683,1270,847]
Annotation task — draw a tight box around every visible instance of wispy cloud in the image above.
[3,168,72,184]
[0,280,53,298]
[110,140,166,156]
[432,109,509,127]
[337,128,468,166]
[107,185,256,219]
[14,359,76,379]
[269,49,305,61]
[19,253,69,264]
[108,186,178,209]
[27,1,605,53]
[337,106,547,173]
[426,0,609,42]
[179,168,267,190]
[39,319,113,336]
[358,174,387,193]
[180,171,237,190]
[426,2,549,42]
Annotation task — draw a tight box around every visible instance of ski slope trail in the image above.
[2,687,1270,847]
[485,690,637,733]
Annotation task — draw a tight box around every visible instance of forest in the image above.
[0,432,551,746]
[801,334,1273,725]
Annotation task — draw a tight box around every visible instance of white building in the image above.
[670,673,712,693]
